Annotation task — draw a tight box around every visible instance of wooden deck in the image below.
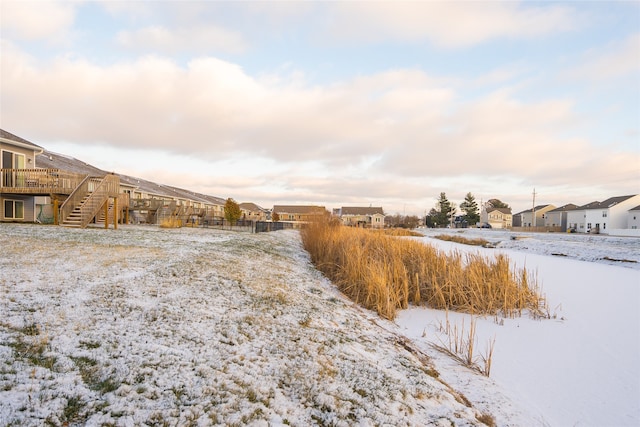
[1,169,87,195]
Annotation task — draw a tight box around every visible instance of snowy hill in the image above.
[1,224,638,426]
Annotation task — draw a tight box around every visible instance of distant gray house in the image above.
[545,204,579,232]
[515,204,556,228]
[335,206,385,229]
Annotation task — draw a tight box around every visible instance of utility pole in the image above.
[532,188,537,227]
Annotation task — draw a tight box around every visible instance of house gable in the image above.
[583,195,640,233]
[272,205,326,221]
[338,206,385,228]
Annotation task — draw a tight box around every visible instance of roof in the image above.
[629,205,640,211]
[585,195,638,210]
[273,205,326,214]
[36,150,108,176]
[0,129,44,150]
[576,201,601,209]
[548,203,579,213]
[515,204,554,215]
[340,206,385,216]
[239,202,267,212]
[487,207,512,214]
[36,149,227,205]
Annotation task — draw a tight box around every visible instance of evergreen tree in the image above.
[224,198,242,225]
[432,192,455,227]
[486,198,510,209]
[460,192,480,225]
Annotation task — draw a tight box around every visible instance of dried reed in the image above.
[301,220,545,320]
[433,234,490,247]
[160,217,182,228]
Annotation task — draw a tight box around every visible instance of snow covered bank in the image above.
[396,229,640,426]
[2,224,502,426]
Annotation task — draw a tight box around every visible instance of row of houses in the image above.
[4,129,637,235]
[480,195,640,236]
[1,129,387,229]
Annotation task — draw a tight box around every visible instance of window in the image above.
[4,200,24,219]
[1,150,25,186]
[602,211,607,218]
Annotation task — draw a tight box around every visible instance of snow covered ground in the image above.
[401,228,640,427]
[0,224,638,426]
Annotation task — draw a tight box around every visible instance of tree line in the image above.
[426,193,510,228]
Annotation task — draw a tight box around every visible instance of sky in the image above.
[1,1,639,216]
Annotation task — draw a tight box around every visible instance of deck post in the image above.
[104,201,109,229]
[114,197,118,230]
[53,198,59,225]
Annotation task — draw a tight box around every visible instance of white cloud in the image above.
[2,42,638,216]
[0,0,77,41]
[326,2,579,48]
[566,32,640,81]
[116,25,248,55]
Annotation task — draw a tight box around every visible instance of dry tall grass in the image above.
[301,221,545,320]
[160,217,182,228]
[433,234,490,247]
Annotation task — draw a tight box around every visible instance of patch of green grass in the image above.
[8,335,56,370]
[79,340,101,349]
[71,356,119,393]
[59,395,87,425]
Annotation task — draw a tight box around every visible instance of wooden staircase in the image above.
[59,174,120,228]
[61,194,92,227]
[94,199,115,226]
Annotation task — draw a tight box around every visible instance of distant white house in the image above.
[566,201,600,233]
[628,205,640,230]
[583,195,640,234]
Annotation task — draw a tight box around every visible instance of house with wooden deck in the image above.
[272,205,327,223]
[239,202,268,221]
[2,128,232,228]
[1,129,121,227]
[1,129,45,223]
[39,150,227,226]
[335,206,385,229]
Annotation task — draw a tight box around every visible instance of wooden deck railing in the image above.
[59,174,120,228]
[0,168,86,194]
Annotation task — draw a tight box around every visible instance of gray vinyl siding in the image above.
[1,195,35,222]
